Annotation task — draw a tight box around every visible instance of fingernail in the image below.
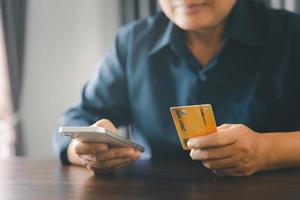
[187,139,195,147]
[190,151,195,160]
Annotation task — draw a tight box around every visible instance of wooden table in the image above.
[0,158,299,200]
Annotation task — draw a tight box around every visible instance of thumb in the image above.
[92,119,117,133]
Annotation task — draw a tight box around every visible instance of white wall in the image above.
[20,0,119,157]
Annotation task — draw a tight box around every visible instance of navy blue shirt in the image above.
[54,0,300,164]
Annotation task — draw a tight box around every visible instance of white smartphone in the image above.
[59,126,144,152]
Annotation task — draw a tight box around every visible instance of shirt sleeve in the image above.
[53,30,131,164]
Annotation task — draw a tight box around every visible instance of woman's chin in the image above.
[175,20,212,31]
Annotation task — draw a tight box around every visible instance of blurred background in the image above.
[0,0,299,159]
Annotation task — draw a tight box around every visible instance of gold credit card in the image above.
[170,104,217,150]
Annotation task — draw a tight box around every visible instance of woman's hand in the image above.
[187,124,271,176]
[67,119,141,174]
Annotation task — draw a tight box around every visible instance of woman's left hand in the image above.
[187,124,270,176]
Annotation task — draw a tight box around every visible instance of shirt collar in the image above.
[225,0,265,47]
[149,0,265,56]
[148,19,176,56]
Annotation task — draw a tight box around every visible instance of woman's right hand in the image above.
[67,119,141,174]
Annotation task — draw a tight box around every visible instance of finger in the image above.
[79,154,97,162]
[202,157,236,170]
[190,145,234,161]
[95,147,140,162]
[113,160,133,170]
[217,124,233,130]
[131,149,141,160]
[80,158,96,170]
[92,119,117,133]
[75,142,108,155]
[187,131,236,149]
[78,156,89,167]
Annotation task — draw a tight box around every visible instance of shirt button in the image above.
[199,73,207,82]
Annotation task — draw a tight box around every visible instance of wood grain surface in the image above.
[0,158,299,200]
